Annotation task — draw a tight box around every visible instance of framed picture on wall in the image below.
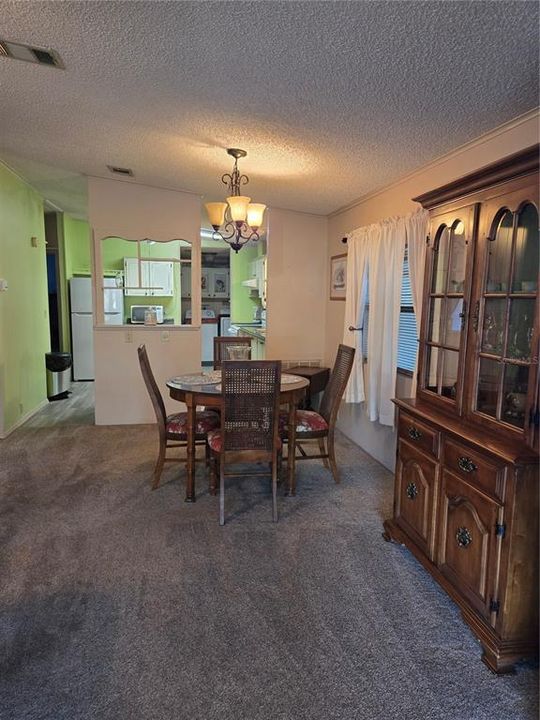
[330,254,347,300]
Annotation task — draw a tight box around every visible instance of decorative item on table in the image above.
[170,371,222,386]
[204,148,266,253]
[224,344,251,361]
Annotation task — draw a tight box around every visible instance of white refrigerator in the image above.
[70,277,123,380]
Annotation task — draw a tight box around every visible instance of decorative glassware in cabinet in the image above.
[473,201,539,432]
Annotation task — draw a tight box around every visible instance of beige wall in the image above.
[94,326,200,424]
[325,110,539,470]
[87,177,203,424]
[265,207,327,365]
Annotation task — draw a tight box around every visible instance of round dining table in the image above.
[166,371,309,502]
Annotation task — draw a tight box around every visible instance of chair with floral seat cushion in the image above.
[213,336,252,369]
[279,344,355,484]
[207,360,282,525]
[137,344,220,490]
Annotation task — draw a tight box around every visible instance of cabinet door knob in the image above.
[458,456,477,473]
[408,426,422,440]
[405,482,418,500]
[456,526,472,547]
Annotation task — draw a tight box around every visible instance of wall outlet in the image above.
[0,279,8,292]
[161,330,170,342]
[31,236,38,248]
[125,330,133,343]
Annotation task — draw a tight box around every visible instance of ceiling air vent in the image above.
[107,165,134,177]
[0,39,64,68]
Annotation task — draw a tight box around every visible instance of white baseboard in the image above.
[0,398,49,439]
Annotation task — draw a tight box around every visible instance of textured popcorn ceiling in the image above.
[0,1,538,218]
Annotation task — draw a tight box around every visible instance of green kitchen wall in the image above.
[0,162,50,437]
[64,215,91,278]
[61,215,90,350]
[101,237,183,323]
[230,245,259,323]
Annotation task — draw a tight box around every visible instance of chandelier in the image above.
[205,148,266,253]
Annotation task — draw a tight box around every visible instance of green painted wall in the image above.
[64,215,91,278]
[0,163,50,435]
[102,237,182,323]
[61,216,90,350]
[230,245,258,323]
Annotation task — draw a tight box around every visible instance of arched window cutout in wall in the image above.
[98,236,192,326]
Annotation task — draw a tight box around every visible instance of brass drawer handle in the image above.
[408,426,422,440]
[458,456,477,473]
[456,526,472,548]
[406,482,418,500]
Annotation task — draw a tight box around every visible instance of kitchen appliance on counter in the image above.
[130,305,164,324]
[70,277,123,380]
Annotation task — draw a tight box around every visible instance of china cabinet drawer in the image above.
[395,440,438,559]
[398,413,439,459]
[443,438,505,501]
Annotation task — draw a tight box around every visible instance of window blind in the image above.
[361,249,417,372]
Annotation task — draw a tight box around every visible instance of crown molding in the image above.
[328,108,540,218]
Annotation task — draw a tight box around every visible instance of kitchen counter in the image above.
[242,326,266,342]
[231,324,266,342]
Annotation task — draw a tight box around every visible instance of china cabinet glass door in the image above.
[419,207,475,411]
[470,195,539,440]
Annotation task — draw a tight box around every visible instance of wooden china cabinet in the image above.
[383,147,539,673]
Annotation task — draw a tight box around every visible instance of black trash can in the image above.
[45,352,72,400]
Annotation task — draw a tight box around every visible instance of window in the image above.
[397,249,417,372]
[362,248,417,372]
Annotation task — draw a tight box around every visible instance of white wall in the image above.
[325,110,539,470]
[88,176,203,424]
[265,207,327,365]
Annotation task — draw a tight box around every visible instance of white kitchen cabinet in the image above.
[123,258,174,296]
[151,261,174,296]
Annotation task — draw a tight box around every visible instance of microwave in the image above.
[131,305,164,324]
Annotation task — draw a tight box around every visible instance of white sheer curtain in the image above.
[342,228,369,402]
[366,217,406,426]
[405,209,429,396]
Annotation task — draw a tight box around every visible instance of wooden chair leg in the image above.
[209,451,218,496]
[152,441,167,490]
[272,457,278,522]
[318,437,330,468]
[327,431,340,484]
[219,457,225,526]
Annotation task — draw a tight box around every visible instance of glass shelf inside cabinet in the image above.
[424,221,467,401]
[475,202,538,430]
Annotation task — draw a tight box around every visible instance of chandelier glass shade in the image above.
[204,149,266,253]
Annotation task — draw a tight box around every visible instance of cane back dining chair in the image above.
[279,344,355,484]
[137,344,220,490]
[207,360,282,525]
[213,336,252,369]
